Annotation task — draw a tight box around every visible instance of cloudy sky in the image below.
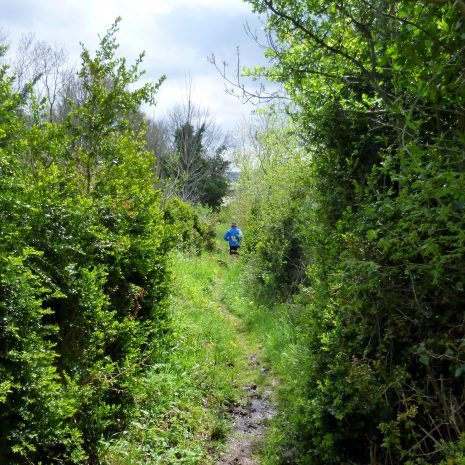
[0,0,269,131]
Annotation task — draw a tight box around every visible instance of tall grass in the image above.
[101,219,307,464]
[101,247,255,464]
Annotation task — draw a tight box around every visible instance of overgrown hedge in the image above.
[233,1,465,463]
[163,198,216,254]
[0,25,211,464]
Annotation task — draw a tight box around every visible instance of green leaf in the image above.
[367,229,378,241]
[419,355,430,366]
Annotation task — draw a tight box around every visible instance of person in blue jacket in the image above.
[224,221,243,258]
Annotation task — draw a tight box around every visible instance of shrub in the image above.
[0,22,175,464]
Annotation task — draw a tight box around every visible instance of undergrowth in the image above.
[220,258,310,465]
[101,245,257,464]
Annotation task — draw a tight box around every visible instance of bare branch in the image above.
[208,48,288,105]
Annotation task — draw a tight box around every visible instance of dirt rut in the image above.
[217,355,276,465]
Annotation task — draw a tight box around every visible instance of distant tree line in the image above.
[146,89,230,209]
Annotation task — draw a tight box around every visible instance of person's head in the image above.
[231,221,237,228]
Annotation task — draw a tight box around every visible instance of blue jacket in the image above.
[224,226,243,247]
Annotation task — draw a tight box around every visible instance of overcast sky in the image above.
[0,0,269,131]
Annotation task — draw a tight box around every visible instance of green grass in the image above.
[221,259,302,370]
[101,240,258,464]
[100,221,306,465]
[220,256,312,465]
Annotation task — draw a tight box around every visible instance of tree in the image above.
[198,146,230,209]
[11,33,72,122]
[68,17,164,192]
[153,84,230,209]
[0,19,176,464]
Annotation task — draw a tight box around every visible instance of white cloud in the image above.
[142,0,251,14]
[0,0,268,132]
[148,72,250,130]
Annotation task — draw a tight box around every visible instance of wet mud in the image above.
[216,355,276,465]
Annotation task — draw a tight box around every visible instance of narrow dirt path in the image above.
[217,354,276,465]
[214,292,277,465]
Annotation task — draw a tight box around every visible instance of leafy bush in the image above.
[163,198,216,254]
[0,22,183,464]
[234,1,465,463]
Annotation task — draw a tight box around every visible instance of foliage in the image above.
[159,121,230,209]
[234,1,465,463]
[0,22,199,464]
[197,151,230,210]
[163,197,217,254]
[101,250,257,465]
[228,117,312,298]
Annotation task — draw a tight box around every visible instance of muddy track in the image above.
[217,355,276,465]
